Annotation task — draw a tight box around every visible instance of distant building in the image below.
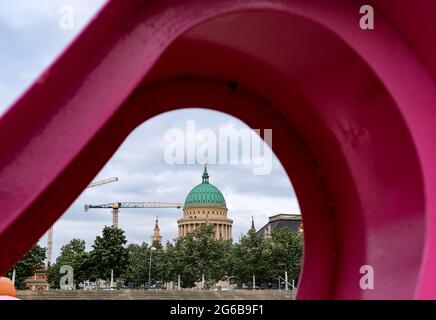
[24,267,49,291]
[178,165,233,240]
[151,217,162,244]
[256,214,303,238]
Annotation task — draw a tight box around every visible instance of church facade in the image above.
[177,165,233,240]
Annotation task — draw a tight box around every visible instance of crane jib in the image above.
[84,202,184,211]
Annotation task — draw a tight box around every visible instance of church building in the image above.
[151,217,162,243]
[177,165,233,240]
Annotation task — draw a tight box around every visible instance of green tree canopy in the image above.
[91,226,129,280]
[47,238,92,289]
[33,224,304,291]
[165,224,231,288]
[6,244,46,289]
[232,229,269,286]
[125,242,149,286]
[269,227,303,282]
[230,228,303,288]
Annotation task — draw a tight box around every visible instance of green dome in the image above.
[184,166,226,207]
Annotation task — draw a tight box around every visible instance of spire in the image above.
[151,216,162,243]
[250,216,256,232]
[202,162,209,183]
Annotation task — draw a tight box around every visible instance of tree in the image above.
[74,251,94,286]
[230,227,304,288]
[169,232,200,288]
[232,229,269,287]
[269,228,303,284]
[215,238,234,283]
[5,245,46,289]
[125,242,149,287]
[167,224,229,288]
[194,225,231,287]
[149,241,167,286]
[46,238,92,289]
[91,226,128,280]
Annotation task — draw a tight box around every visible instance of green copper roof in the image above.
[184,165,226,207]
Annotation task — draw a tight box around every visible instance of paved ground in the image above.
[16,289,295,300]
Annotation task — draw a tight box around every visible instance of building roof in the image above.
[256,214,302,236]
[184,165,226,208]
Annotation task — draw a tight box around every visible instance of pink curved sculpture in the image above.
[0,0,435,299]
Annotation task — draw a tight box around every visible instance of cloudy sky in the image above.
[0,1,300,260]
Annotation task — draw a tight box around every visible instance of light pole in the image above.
[111,269,114,289]
[148,246,156,288]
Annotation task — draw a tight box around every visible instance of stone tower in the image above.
[151,217,162,243]
[250,216,256,233]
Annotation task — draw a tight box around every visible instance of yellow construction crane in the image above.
[46,177,118,266]
[84,202,184,228]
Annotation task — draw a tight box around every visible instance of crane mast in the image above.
[46,227,54,268]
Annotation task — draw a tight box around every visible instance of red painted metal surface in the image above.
[0,0,435,299]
